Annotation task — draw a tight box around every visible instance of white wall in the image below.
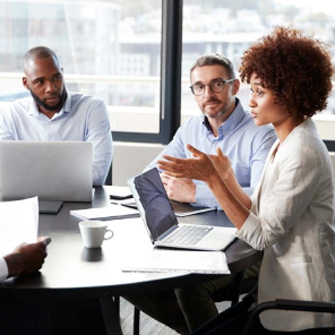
[113,141,163,185]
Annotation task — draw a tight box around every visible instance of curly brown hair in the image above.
[239,26,335,117]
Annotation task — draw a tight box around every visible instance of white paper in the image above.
[121,249,230,274]
[0,197,39,256]
[70,204,139,220]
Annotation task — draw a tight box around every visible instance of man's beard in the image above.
[30,88,67,112]
[202,97,226,119]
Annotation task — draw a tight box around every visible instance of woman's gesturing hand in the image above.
[157,144,231,183]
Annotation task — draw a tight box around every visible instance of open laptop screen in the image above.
[130,168,178,241]
[0,140,93,202]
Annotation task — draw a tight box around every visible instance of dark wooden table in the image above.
[0,187,261,335]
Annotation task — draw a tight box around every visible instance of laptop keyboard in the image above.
[163,225,213,246]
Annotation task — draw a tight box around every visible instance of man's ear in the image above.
[232,78,240,95]
[22,77,29,90]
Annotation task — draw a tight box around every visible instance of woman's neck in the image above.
[274,114,305,144]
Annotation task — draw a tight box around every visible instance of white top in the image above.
[237,118,335,331]
[0,257,8,282]
[0,92,113,186]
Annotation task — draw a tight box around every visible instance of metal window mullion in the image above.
[159,0,183,145]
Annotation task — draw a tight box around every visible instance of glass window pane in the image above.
[182,0,335,139]
[0,0,162,134]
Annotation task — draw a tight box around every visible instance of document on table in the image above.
[0,197,39,256]
[121,249,230,274]
[70,204,139,221]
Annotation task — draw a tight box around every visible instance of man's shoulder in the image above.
[3,96,33,116]
[68,92,107,114]
[11,96,33,109]
[69,92,104,105]
[180,114,204,129]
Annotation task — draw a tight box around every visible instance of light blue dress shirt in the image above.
[0,92,113,186]
[147,99,277,209]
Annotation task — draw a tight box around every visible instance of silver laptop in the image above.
[0,141,93,202]
[128,168,236,251]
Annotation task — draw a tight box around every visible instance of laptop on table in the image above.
[0,141,93,203]
[128,168,236,251]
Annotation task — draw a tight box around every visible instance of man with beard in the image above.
[147,53,276,206]
[124,54,276,334]
[0,46,112,186]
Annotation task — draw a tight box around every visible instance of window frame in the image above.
[112,0,183,145]
[113,0,335,151]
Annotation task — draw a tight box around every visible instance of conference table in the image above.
[0,186,262,335]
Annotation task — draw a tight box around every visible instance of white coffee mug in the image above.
[79,220,113,248]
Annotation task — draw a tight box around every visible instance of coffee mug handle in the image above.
[104,229,113,240]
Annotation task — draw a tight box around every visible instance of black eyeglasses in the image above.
[190,79,234,96]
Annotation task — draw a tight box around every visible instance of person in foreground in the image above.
[0,46,113,186]
[0,236,51,282]
[158,26,335,334]
[125,53,276,334]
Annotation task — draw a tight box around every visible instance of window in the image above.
[181,0,335,136]
[0,0,162,136]
[0,0,334,144]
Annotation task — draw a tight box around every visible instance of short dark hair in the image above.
[23,46,60,70]
[190,53,236,79]
[239,26,335,117]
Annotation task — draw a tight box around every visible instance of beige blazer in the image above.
[237,118,335,331]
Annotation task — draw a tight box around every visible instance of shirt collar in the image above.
[202,98,246,135]
[28,89,71,117]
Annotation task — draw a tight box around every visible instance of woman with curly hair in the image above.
[158,26,335,334]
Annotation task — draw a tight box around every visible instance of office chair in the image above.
[105,163,113,185]
[130,269,257,335]
[242,299,335,335]
[211,269,257,306]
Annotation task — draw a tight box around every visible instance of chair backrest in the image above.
[330,152,335,181]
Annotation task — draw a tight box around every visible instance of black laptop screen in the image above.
[133,168,178,240]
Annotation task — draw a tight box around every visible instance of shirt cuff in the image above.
[195,184,221,209]
[0,257,8,283]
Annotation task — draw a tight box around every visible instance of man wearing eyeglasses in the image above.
[125,54,276,334]
[146,53,276,207]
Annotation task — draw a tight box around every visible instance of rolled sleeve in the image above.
[195,184,221,209]
[236,207,264,250]
[238,148,322,250]
[0,257,8,282]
